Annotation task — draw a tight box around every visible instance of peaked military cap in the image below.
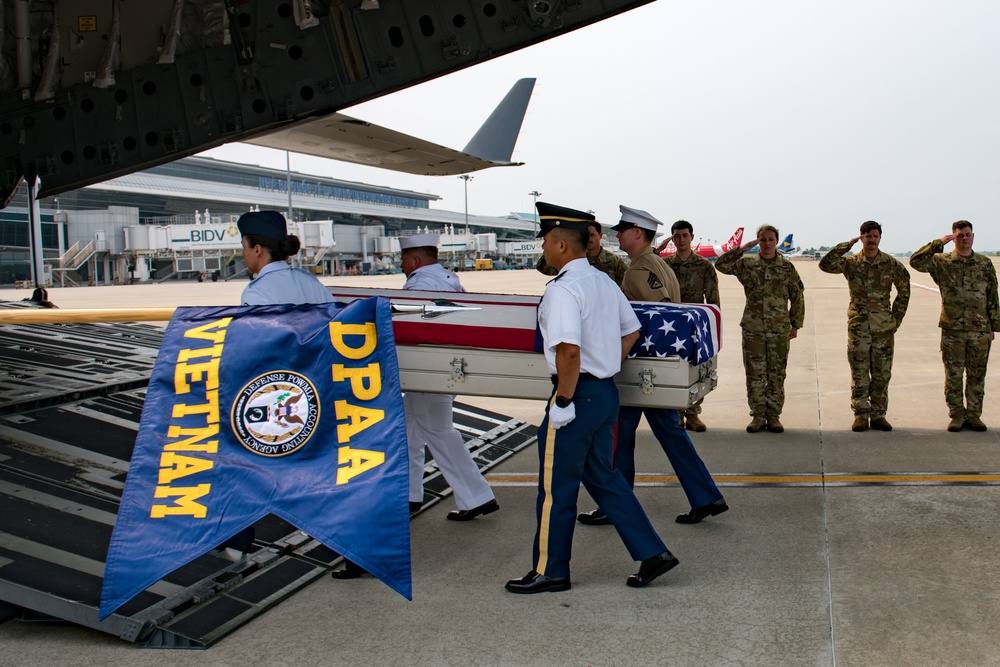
[611,205,663,232]
[535,202,595,238]
[237,210,287,241]
[398,233,440,250]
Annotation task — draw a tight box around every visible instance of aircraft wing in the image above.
[0,0,653,206]
[244,79,535,176]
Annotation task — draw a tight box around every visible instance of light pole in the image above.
[459,175,473,265]
[528,190,541,236]
[459,175,473,235]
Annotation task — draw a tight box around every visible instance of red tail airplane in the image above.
[658,228,744,260]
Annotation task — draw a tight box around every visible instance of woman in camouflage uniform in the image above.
[716,225,805,433]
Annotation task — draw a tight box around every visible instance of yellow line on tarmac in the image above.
[484,472,1000,487]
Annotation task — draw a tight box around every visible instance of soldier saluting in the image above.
[909,221,1000,432]
[820,221,910,433]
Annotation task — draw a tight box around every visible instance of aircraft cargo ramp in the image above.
[0,304,537,647]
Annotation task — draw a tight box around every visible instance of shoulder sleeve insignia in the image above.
[647,272,664,291]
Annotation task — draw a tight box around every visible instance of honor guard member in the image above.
[236,210,331,560]
[662,220,721,432]
[536,219,627,285]
[716,225,805,433]
[910,221,999,432]
[577,206,727,529]
[820,221,910,432]
[398,234,499,520]
[238,211,333,306]
[506,202,678,595]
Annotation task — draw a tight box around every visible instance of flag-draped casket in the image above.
[329,287,721,409]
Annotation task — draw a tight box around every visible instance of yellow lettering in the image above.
[150,484,211,518]
[164,424,219,453]
[177,343,224,363]
[183,317,233,344]
[174,355,221,394]
[172,389,220,423]
[329,322,378,360]
[337,446,385,485]
[335,400,384,442]
[332,363,382,401]
[158,452,215,484]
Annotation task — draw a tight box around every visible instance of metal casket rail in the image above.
[396,346,717,409]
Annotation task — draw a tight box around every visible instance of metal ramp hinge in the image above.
[449,357,466,383]
[639,367,655,395]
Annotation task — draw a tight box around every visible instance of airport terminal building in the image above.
[0,156,542,285]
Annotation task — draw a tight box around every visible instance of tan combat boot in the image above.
[766,416,784,433]
[965,416,987,432]
[851,416,868,432]
[685,413,707,432]
[746,416,766,433]
[947,416,964,432]
[869,417,893,431]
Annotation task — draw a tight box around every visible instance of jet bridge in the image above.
[0,303,537,647]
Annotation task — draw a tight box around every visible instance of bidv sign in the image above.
[169,224,242,251]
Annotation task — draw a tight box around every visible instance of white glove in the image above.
[548,401,576,429]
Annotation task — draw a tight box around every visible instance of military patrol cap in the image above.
[611,205,663,232]
[398,233,440,250]
[237,210,287,240]
[534,202,595,238]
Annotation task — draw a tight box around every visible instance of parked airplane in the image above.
[746,234,797,255]
[657,228,744,260]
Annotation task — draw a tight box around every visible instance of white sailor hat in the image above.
[398,233,440,250]
[611,205,663,232]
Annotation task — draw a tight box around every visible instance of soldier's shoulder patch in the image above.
[647,272,664,291]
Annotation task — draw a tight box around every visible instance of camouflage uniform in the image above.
[716,247,805,420]
[664,252,721,421]
[620,246,680,303]
[819,242,910,420]
[909,240,1000,420]
[536,248,627,286]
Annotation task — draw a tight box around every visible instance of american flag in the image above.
[629,302,722,365]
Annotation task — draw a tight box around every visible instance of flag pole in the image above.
[0,304,480,325]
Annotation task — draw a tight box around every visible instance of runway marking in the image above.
[912,281,940,293]
[485,471,1000,487]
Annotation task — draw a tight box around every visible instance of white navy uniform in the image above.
[403,263,495,510]
[241,261,333,305]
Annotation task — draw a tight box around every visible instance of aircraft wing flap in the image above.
[245,113,516,176]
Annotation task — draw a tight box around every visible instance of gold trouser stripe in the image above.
[487,472,1000,487]
[535,397,558,575]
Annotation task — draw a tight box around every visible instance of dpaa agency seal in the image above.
[232,371,320,456]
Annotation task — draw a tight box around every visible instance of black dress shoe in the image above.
[676,501,729,524]
[410,501,423,514]
[505,571,571,594]
[577,508,612,525]
[626,550,679,588]
[330,560,367,579]
[446,498,499,521]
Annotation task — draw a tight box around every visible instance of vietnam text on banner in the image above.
[99,297,411,619]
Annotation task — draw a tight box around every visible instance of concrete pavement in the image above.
[1,260,999,665]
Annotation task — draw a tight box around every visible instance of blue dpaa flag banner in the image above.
[100,297,411,619]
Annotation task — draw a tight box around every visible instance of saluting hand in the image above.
[941,234,955,245]
[741,239,759,252]
[548,402,576,429]
[654,238,671,254]
[849,236,861,245]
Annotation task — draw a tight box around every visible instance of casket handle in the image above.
[450,357,467,383]
[639,368,656,395]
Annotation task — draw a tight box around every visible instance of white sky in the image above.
[201,0,1000,254]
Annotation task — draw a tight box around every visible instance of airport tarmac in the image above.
[2,259,999,666]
